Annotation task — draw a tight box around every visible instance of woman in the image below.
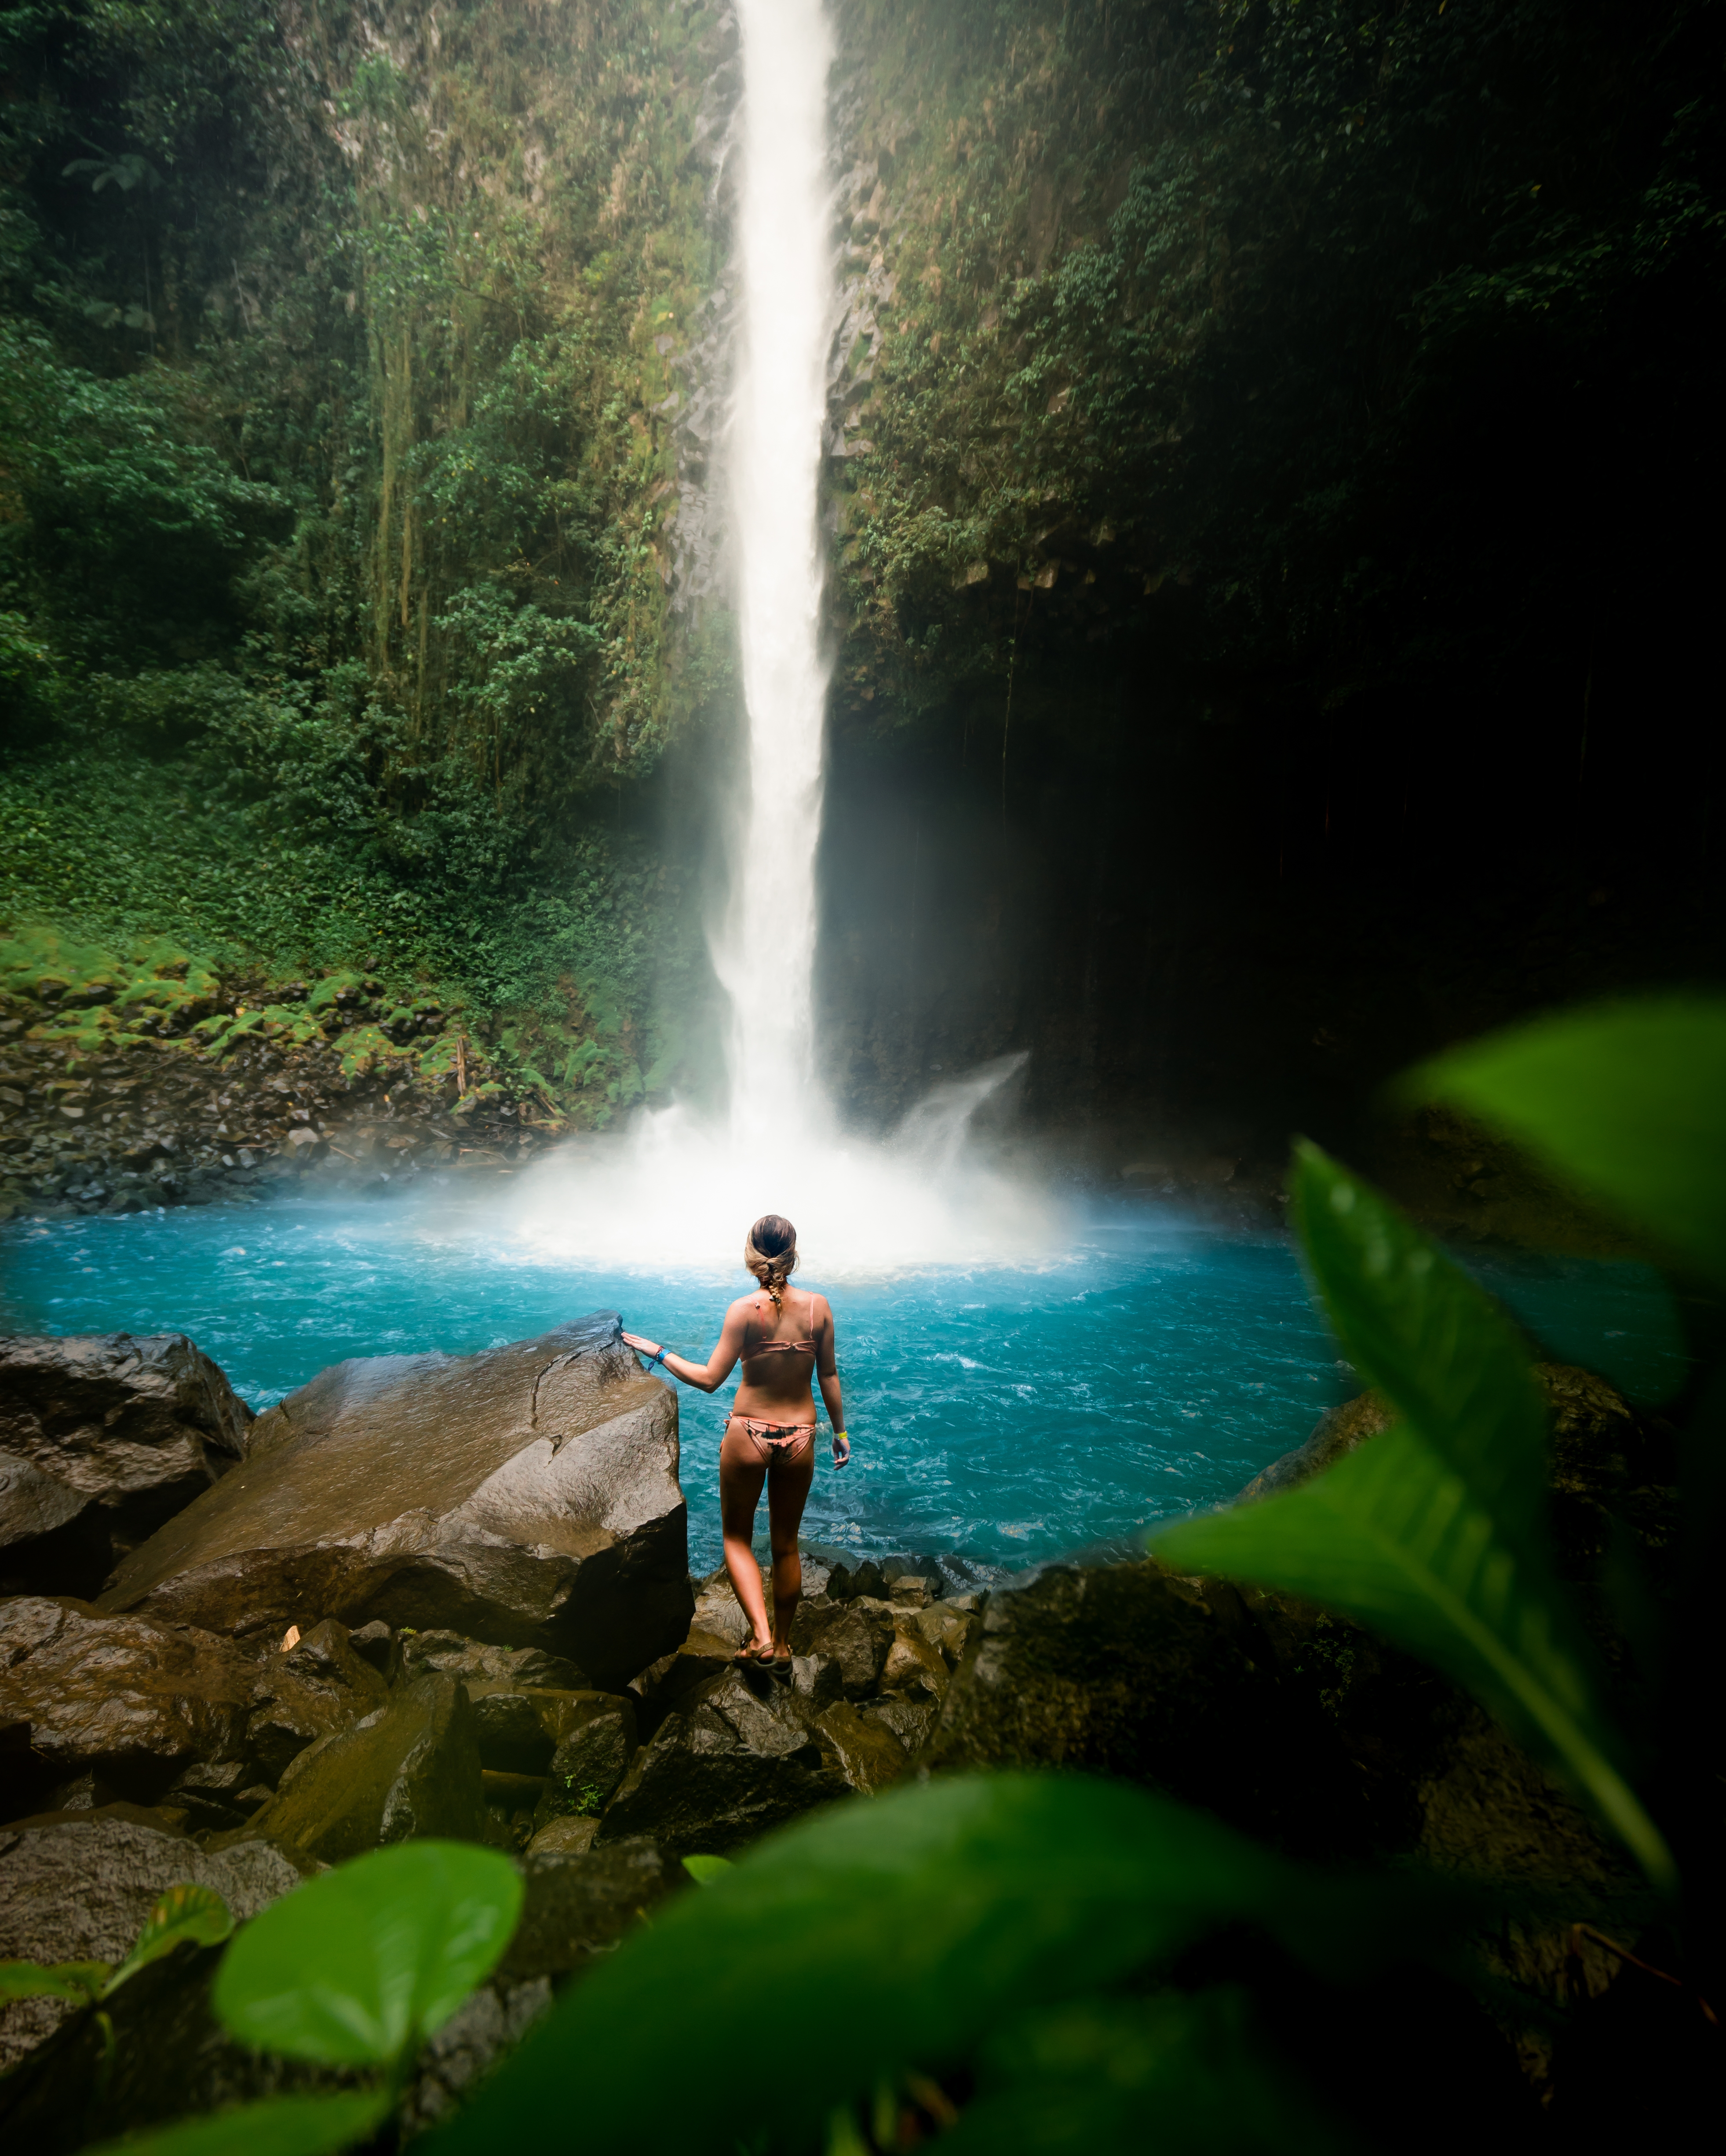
[622,1214,849,1670]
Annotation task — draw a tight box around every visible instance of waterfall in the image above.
[712,0,836,1140]
[493,0,1062,1277]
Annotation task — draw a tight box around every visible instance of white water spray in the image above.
[476,0,1065,1277]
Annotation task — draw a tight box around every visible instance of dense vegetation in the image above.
[1,0,729,1112]
[2,0,1721,1128]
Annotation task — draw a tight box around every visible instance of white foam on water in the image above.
[498,1056,1071,1279]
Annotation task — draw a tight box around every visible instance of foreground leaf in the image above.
[106,1884,234,1994]
[422,1773,1473,2156]
[0,1958,107,2004]
[1411,995,1726,1287]
[80,2089,390,2156]
[681,1854,733,1885]
[213,1841,522,2067]
[937,1988,1358,2155]
[1293,1142,1550,1549]
[1150,1429,1676,1892]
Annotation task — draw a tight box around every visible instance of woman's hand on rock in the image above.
[620,1331,659,1360]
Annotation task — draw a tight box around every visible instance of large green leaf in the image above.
[934,1988,1358,2155]
[422,1773,1471,2156]
[79,2090,390,2156]
[213,1842,522,2068]
[0,1959,107,2004]
[1411,995,1726,1287]
[1292,1141,1550,1548]
[1149,1429,1675,1890]
[106,1883,234,1995]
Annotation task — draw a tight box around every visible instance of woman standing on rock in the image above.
[622,1214,847,1672]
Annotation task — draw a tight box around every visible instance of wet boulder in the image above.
[628,1624,739,1735]
[597,1667,853,1854]
[242,1617,391,1795]
[786,1594,894,1697]
[226,1673,485,1866]
[534,1692,638,1823]
[907,1598,978,1668]
[0,1597,255,1819]
[0,1333,253,1598]
[98,1315,694,1687]
[1236,1390,1396,1502]
[882,1626,949,1702]
[860,1698,939,1757]
[0,1600,393,1827]
[499,1834,682,1981]
[811,1701,910,1794]
[0,1812,300,2073]
[924,1561,1380,1852]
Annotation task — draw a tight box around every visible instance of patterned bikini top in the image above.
[745,1299,816,1358]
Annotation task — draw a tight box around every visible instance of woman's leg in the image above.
[718,1421,772,1650]
[765,1441,816,1655]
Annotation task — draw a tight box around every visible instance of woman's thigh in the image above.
[766,1443,815,1549]
[719,1422,768,1535]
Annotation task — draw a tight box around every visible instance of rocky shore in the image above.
[0,1003,558,1224]
[0,1316,1686,2144]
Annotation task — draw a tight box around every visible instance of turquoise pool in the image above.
[0,1189,1686,1576]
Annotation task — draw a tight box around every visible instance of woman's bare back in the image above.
[732,1283,831,1418]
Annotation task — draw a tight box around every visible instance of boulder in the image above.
[923,1562,1382,1853]
[789,1652,844,1708]
[97,1316,694,1687]
[882,1626,949,1702]
[1237,1390,1396,1501]
[811,1702,910,1794]
[0,1600,394,1826]
[526,1814,599,1856]
[908,1599,977,1667]
[224,1673,484,1865]
[499,1835,682,1981]
[401,1630,587,1692]
[0,1333,253,1597]
[628,1624,740,1736]
[242,1618,390,1796]
[0,1597,255,1818]
[535,1692,638,1824]
[0,1812,301,2073]
[860,1698,938,1756]
[596,1667,853,1855]
[787,1594,894,1697]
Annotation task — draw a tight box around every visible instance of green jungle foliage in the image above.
[826,0,1725,727]
[58,994,1726,2156]
[0,0,729,1106]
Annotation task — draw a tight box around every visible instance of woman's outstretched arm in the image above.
[621,1306,748,1394]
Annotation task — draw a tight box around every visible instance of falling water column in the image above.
[716,0,835,1144]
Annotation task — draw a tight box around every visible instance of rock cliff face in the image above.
[99,1316,693,1687]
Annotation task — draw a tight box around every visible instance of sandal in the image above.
[734,1638,774,1666]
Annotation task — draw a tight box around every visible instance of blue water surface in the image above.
[0,1192,1687,1575]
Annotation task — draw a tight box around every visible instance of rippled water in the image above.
[0,1189,1686,1576]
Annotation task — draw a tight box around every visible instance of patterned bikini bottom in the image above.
[727,1415,817,1466]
